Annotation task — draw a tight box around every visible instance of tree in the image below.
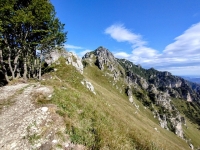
[0,0,66,82]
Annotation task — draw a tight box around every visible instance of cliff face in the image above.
[147,71,200,102]
[117,59,200,103]
[83,46,200,141]
[83,46,200,103]
[83,46,124,81]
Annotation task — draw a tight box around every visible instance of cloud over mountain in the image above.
[104,24,146,47]
[105,23,200,75]
[65,44,92,58]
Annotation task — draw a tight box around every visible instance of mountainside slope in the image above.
[82,46,200,149]
[42,53,193,149]
[1,47,200,149]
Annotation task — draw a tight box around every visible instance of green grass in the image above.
[26,122,41,144]
[172,99,200,126]
[183,120,200,148]
[39,58,198,149]
[171,98,200,148]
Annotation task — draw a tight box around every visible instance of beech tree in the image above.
[0,0,66,82]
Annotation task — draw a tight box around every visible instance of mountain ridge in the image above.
[83,46,200,103]
[82,46,200,147]
[181,76,200,84]
[1,46,200,149]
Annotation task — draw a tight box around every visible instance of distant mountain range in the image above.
[181,76,200,84]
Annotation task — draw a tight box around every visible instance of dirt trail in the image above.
[0,84,29,101]
[0,83,52,149]
[0,83,85,150]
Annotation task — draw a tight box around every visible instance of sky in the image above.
[50,0,200,76]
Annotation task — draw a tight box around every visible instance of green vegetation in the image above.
[117,59,159,80]
[27,123,41,144]
[1,1,199,149]
[39,58,194,149]
[172,99,200,126]
[0,0,66,83]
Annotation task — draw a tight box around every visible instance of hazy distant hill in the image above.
[181,76,200,84]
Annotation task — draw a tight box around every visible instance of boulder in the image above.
[65,52,83,74]
[44,49,83,74]
[81,80,96,95]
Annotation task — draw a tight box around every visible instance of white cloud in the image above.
[77,49,92,58]
[105,24,160,64]
[164,22,200,57]
[114,52,130,58]
[65,44,83,49]
[105,23,200,76]
[132,46,159,58]
[158,66,200,76]
[105,24,146,47]
[64,44,92,58]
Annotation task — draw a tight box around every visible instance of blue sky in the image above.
[51,0,200,76]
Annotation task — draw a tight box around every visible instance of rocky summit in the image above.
[1,46,200,150]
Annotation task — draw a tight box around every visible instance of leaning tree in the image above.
[0,0,66,82]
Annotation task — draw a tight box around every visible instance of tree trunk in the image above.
[23,58,27,81]
[39,61,41,80]
[16,69,20,79]
[32,59,36,78]
[8,53,15,79]
[13,54,19,74]
[3,37,14,80]
[38,51,42,80]
[28,66,31,79]
[0,50,10,83]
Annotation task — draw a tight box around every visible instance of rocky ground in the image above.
[0,83,84,150]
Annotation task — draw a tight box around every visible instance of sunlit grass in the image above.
[39,58,199,149]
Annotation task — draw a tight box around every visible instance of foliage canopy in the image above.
[0,0,66,82]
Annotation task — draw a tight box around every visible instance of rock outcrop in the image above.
[83,46,122,81]
[171,114,184,138]
[65,52,83,74]
[126,86,134,103]
[157,113,169,129]
[45,50,61,65]
[118,59,200,103]
[126,71,149,90]
[45,49,83,74]
[148,71,200,102]
[81,80,96,95]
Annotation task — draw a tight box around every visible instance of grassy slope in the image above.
[172,99,200,147]
[41,59,195,149]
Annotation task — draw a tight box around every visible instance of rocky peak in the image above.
[83,46,115,61]
[94,46,115,62]
[83,46,116,71]
[83,47,123,82]
[94,47,116,70]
